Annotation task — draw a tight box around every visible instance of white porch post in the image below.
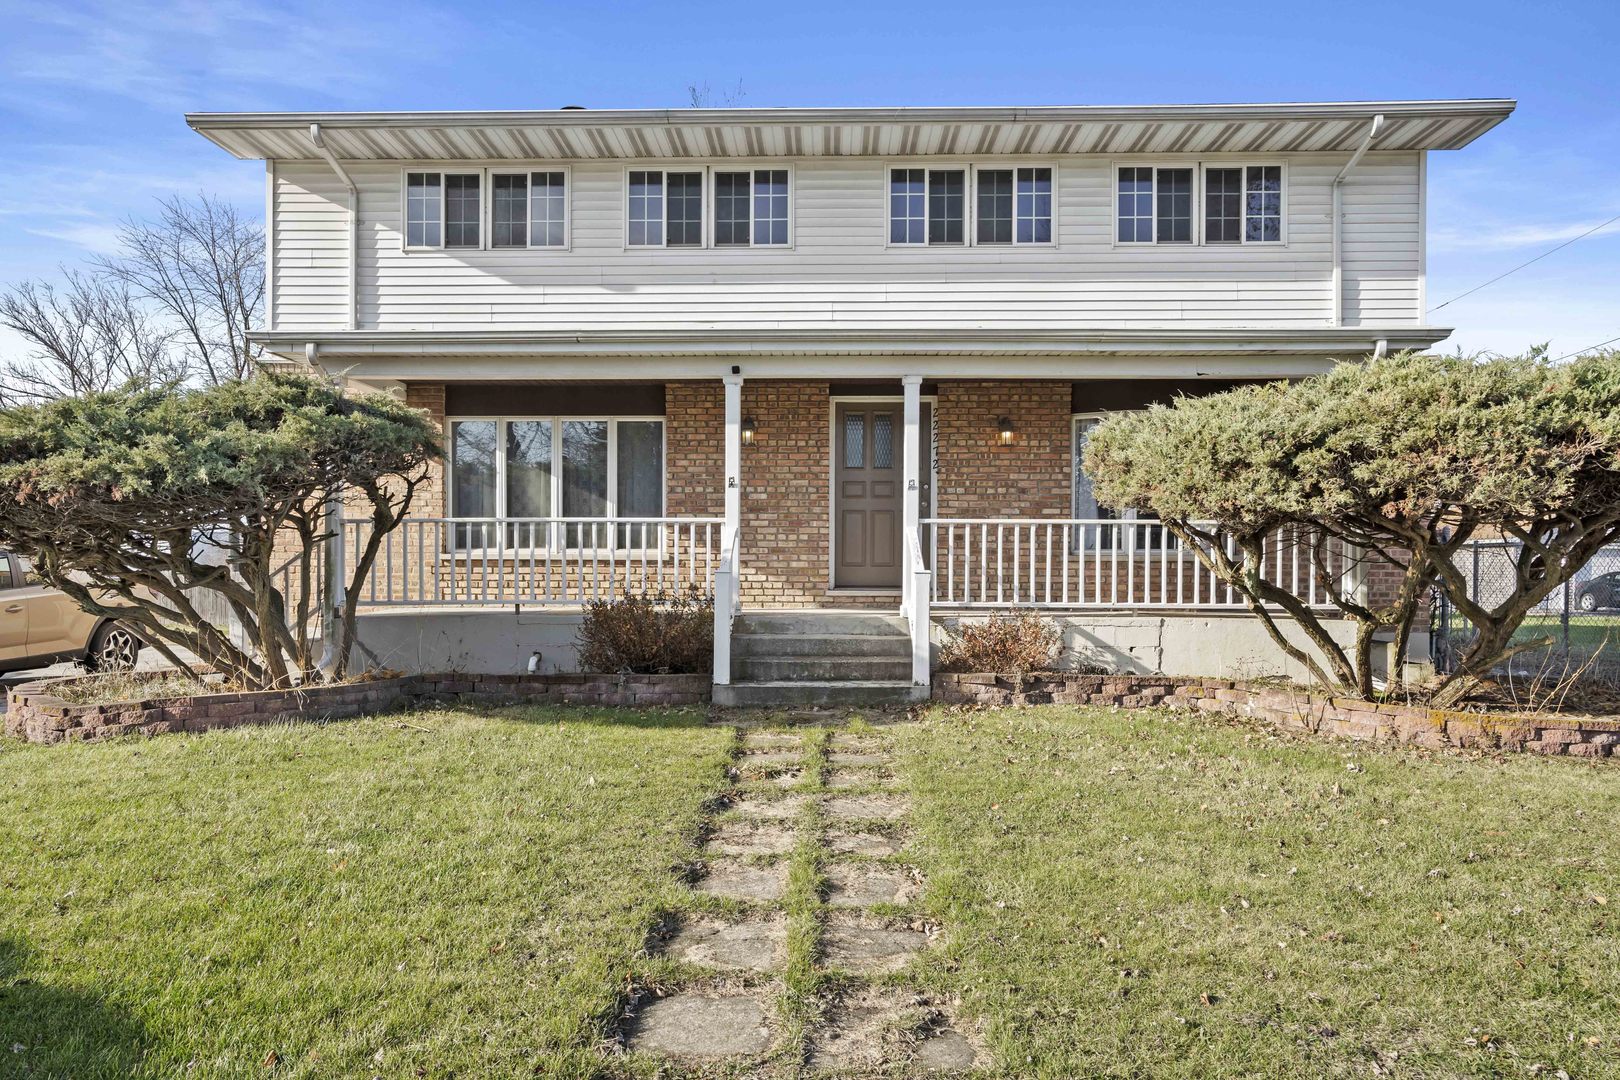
[713,373,744,686]
[723,373,743,539]
[902,375,922,598]
[901,374,930,687]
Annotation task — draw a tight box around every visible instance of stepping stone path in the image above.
[658,915,787,972]
[627,724,978,1070]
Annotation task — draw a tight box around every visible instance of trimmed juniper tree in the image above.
[1085,350,1620,705]
[0,374,439,690]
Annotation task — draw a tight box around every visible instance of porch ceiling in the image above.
[264,326,1449,384]
[190,100,1513,162]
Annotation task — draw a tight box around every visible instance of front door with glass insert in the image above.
[833,401,930,589]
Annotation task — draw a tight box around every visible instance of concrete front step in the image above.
[735,612,908,637]
[713,680,928,708]
[732,633,911,659]
[736,656,912,682]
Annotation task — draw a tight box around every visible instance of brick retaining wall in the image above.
[4,673,711,745]
[933,673,1620,758]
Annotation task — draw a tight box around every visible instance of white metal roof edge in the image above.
[188,99,1515,130]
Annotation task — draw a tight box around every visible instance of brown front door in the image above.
[834,401,931,589]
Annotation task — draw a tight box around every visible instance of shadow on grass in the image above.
[0,938,148,1079]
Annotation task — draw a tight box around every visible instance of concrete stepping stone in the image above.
[657,916,787,972]
[729,793,808,821]
[829,735,883,751]
[827,830,905,857]
[821,919,931,973]
[916,1029,979,1071]
[694,859,789,902]
[825,794,910,823]
[826,769,897,790]
[767,769,804,789]
[740,733,803,749]
[828,751,891,767]
[706,822,796,857]
[825,863,921,908]
[808,988,974,1072]
[627,991,774,1058]
[738,749,801,766]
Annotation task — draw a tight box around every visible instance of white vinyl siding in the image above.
[269,152,1423,333]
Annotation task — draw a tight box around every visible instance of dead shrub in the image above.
[938,612,1063,676]
[575,591,714,675]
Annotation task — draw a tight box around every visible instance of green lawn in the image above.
[892,705,1620,1078]
[0,707,731,1079]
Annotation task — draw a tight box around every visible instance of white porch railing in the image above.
[343,516,726,606]
[902,526,932,685]
[923,518,1359,609]
[712,525,742,685]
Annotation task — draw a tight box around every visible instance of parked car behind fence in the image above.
[0,552,142,675]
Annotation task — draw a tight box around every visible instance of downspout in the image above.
[308,123,358,332]
[1332,113,1384,329]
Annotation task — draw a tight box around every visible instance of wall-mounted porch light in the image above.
[741,416,758,445]
[996,416,1016,446]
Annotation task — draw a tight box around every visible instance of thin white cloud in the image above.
[1429,217,1620,253]
[2,0,463,114]
[23,222,127,256]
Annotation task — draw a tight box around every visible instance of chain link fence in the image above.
[1432,540,1620,686]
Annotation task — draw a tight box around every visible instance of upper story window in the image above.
[491,171,569,249]
[713,169,790,246]
[1117,164,1284,245]
[892,165,1054,246]
[629,167,791,248]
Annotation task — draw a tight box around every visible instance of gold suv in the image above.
[0,552,143,674]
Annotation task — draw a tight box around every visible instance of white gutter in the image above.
[308,123,358,331]
[1332,113,1385,329]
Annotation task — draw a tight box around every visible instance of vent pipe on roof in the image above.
[309,123,359,331]
[1332,113,1385,330]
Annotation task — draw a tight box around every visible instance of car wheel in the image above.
[1579,592,1599,612]
[87,622,141,672]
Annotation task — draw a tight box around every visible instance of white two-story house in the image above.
[188,99,1514,702]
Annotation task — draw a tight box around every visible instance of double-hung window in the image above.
[975,167,1053,244]
[889,168,965,245]
[490,171,569,248]
[713,169,791,246]
[448,417,666,549]
[406,171,483,249]
[627,169,705,247]
[1116,164,1284,245]
[1115,167,1193,244]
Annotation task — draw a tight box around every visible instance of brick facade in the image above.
[404,382,448,515]
[935,380,1073,519]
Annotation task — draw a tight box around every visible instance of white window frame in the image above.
[487,167,572,251]
[886,162,1059,248]
[622,164,796,250]
[1111,162,1199,246]
[969,164,1057,246]
[445,415,667,553]
[885,162,970,248]
[709,165,795,249]
[400,167,487,252]
[1110,161,1289,248]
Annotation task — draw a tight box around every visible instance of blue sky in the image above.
[1,0,1616,360]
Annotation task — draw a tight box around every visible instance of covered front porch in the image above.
[318,367,1372,693]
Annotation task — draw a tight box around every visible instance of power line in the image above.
[1551,334,1620,363]
[1427,211,1620,314]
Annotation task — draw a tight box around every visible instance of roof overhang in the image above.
[190,100,1514,162]
[257,326,1451,383]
